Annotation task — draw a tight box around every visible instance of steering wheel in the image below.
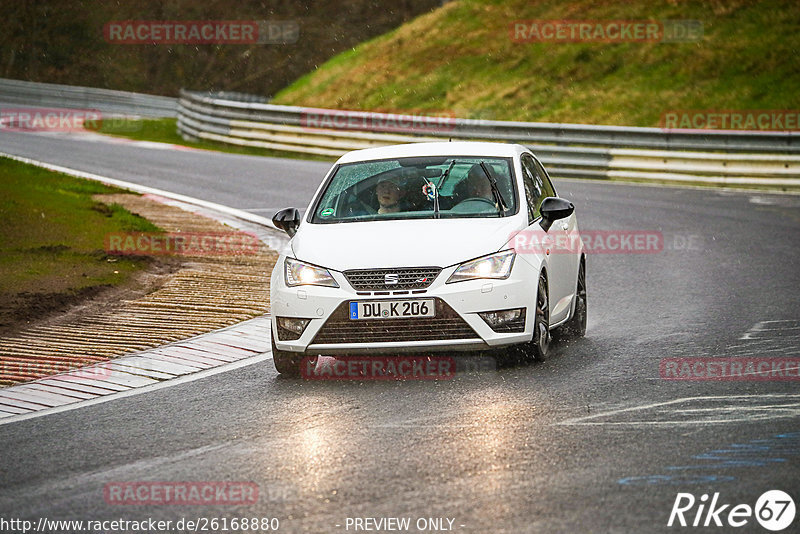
[342,191,377,216]
[451,197,497,213]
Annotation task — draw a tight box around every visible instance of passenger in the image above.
[376,176,406,214]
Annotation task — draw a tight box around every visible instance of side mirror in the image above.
[540,197,574,232]
[272,207,301,237]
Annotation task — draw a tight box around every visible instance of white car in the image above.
[269,141,586,376]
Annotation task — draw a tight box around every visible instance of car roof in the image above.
[335,141,527,164]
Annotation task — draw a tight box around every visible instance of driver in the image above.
[463,164,494,201]
[376,176,406,214]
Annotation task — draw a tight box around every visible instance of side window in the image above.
[532,157,557,199]
[519,157,537,223]
[521,155,544,219]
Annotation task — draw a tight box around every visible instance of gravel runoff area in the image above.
[0,192,278,386]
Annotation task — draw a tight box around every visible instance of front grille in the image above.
[312,298,479,344]
[344,267,441,291]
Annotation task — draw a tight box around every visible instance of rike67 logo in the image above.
[668,490,795,531]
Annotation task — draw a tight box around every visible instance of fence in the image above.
[2,80,796,187]
[177,90,800,187]
[0,78,177,118]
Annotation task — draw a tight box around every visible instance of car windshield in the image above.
[310,156,516,223]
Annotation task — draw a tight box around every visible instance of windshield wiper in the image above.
[425,160,455,219]
[479,161,508,217]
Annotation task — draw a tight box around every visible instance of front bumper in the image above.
[270,257,538,355]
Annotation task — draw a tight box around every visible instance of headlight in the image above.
[284,258,339,287]
[446,250,516,283]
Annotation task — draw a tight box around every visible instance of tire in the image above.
[560,261,587,339]
[271,334,309,377]
[522,272,550,362]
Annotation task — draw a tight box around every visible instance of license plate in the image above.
[349,299,435,320]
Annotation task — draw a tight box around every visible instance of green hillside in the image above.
[0,1,439,97]
[273,0,800,126]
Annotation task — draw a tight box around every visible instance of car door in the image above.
[523,154,576,325]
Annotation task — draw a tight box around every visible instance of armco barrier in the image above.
[0,78,177,118]
[2,79,796,187]
[177,90,800,187]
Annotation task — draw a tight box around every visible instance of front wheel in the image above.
[560,261,587,339]
[522,273,550,362]
[271,335,311,377]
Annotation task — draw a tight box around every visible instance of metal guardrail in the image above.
[1,79,795,187]
[178,90,800,151]
[178,90,800,187]
[0,78,177,118]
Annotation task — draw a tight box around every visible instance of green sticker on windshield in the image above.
[320,208,334,217]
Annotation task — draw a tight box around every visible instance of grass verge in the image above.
[97,118,337,162]
[0,157,160,334]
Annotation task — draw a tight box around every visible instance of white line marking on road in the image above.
[557,177,800,196]
[558,394,800,427]
[724,347,797,356]
[735,320,800,354]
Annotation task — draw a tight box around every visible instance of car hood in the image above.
[291,217,523,271]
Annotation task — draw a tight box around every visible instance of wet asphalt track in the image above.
[0,131,799,533]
